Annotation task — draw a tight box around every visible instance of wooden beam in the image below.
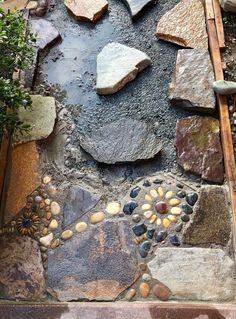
[205,0,215,20]
[212,0,226,49]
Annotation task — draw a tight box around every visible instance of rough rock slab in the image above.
[221,0,236,12]
[96,43,151,95]
[79,118,162,164]
[155,0,208,49]
[15,95,56,143]
[175,116,224,183]
[47,219,140,301]
[31,19,61,50]
[120,0,155,19]
[0,235,45,301]
[5,142,40,222]
[183,186,231,246]
[148,248,235,301]
[63,185,101,228]
[169,49,215,113]
[64,0,108,23]
[0,0,27,11]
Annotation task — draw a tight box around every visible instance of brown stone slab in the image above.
[0,302,236,319]
[0,0,28,12]
[5,141,41,222]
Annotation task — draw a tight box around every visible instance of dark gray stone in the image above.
[156,230,167,242]
[63,186,101,228]
[123,201,138,215]
[120,0,155,18]
[47,219,140,301]
[79,118,162,164]
[169,235,180,246]
[31,19,61,50]
[139,240,151,258]
[132,223,147,236]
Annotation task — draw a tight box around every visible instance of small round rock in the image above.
[49,219,58,230]
[125,288,136,301]
[35,196,43,203]
[90,212,105,224]
[75,222,88,232]
[153,283,171,301]
[139,282,150,298]
[43,176,51,184]
[51,202,61,215]
[61,230,73,240]
[142,273,152,282]
[106,202,121,215]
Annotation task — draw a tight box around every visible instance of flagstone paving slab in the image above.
[156,0,208,49]
[120,0,155,19]
[0,0,27,12]
[96,43,151,95]
[148,248,235,301]
[175,116,224,183]
[47,219,140,301]
[64,0,108,23]
[79,118,162,164]
[169,49,216,113]
[183,186,231,246]
[0,235,45,301]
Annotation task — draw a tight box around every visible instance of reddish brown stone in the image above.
[175,116,224,183]
[155,201,168,214]
[153,283,171,301]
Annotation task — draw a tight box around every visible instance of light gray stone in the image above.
[213,80,236,95]
[148,248,235,301]
[96,43,151,95]
[15,95,56,143]
[120,0,155,18]
[170,49,215,113]
[79,118,162,164]
[220,0,236,12]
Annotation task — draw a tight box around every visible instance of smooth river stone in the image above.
[125,288,136,301]
[155,201,168,214]
[49,219,59,230]
[156,0,208,49]
[106,202,121,215]
[61,230,73,240]
[156,230,167,242]
[64,0,108,23]
[120,0,155,18]
[75,222,87,234]
[130,186,141,198]
[90,212,105,224]
[132,224,147,236]
[153,283,171,301]
[96,43,151,95]
[186,192,198,206]
[40,233,53,247]
[51,202,61,215]
[123,201,138,215]
[139,240,151,258]
[175,116,224,183]
[169,49,215,113]
[79,118,162,164]
[139,282,150,298]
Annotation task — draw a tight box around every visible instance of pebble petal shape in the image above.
[142,203,152,210]
[145,194,153,202]
[144,210,153,219]
[75,222,88,233]
[51,202,61,215]
[106,202,121,215]
[150,215,157,224]
[156,218,162,226]
[163,218,171,228]
[165,191,174,199]
[150,189,158,198]
[171,207,182,215]
[90,212,105,224]
[61,230,73,240]
[169,198,181,206]
[167,215,177,223]
[40,233,53,247]
[158,187,164,198]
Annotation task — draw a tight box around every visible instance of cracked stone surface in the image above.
[169,49,215,113]
[156,0,208,49]
[120,0,155,18]
[183,186,231,246]
[0,235,45,301]
[175,116,224,183]
[64,0,108,23]
[15,95,56,143]
[96,43,151,95]
[148,248,235,301]
[63,185,101,228]
[47,219,140,301]
[79,118,162,164]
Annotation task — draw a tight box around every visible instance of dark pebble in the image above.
[156,230,167,242]
[181,214,190,222]
[123,201,138,215]
[31,204,38,213]
[175,222,183,232]
[186,192,198,206]
[143,180,151,187]
[147,229,155,239]
[182,204,193,215]
[132,214,141,223]
[153,179,163,184]
[132,224,147,237]
[139,241,151,258]
[130,186,141,198]
[176,190,186,198]
[170,235,180,246]
[176,183,184,189]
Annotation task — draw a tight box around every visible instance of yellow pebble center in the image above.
[106,202,121,215]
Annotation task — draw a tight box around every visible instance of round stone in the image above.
[51,202,60,215]
[125,288,136,301]
[35,196,43,203]
[177,190,186,198]
[145,194,152,202]
[106,202,121,215]
[175,222,183,232]
[157,187,164,198]
[155,201,168,214]
[75,222,88,232]
[61,230,73,240]
[132,224,147,237]
[51,238,60,249]
[156,230,167,242]
[143,180,151,187]
[130,186,141,198]
[90,212,105,224]
[153,283,171,301]
[171,207,182,215]
[139,241,151,258]
[163,218,170,228]
[45,199,51,205]
[49,219,58,230]
[167,215,177,223]
[139,282,150,298]
[165,191,174,199]
[181,214,190,223]
[142,204,151,210]
[169,198,181,206]
[144,211,153,219]
[169,234,180,246]
[142,273,152,282]
[182,204,193,214]
[150,189,158,198]
[43,176,51,184]
[186,192,198,206]
[150,215,157,224]
[147,229,155,239]
[132,214,141,223]
[123,201,138,215]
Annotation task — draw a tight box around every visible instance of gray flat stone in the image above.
[47,219,140,301]
[79,118,162,164]
[169,49,215,113]
[148,248,235,301]
[183,186,231,246]
[221,0,236,12]
[96,43,151,95]
[120,0,155,18]
[213,80,236,95]
[63,185,101,228]
[15,95,56,143]
[0,235,45,301]
[31,19,61,50]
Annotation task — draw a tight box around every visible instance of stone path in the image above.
[0,0,236,309]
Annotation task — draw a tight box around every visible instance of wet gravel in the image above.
[35,0,204,196]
